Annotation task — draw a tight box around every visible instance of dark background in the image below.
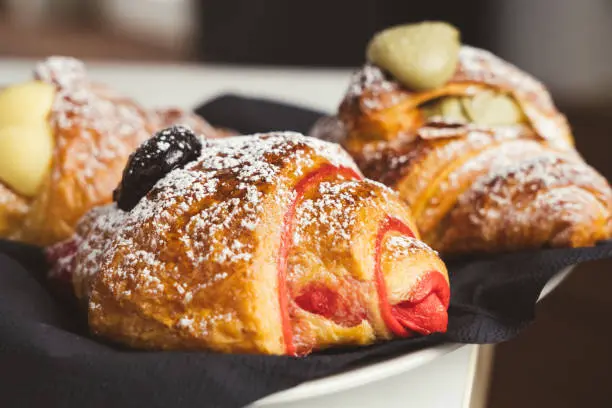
[195,0,495,66]
[1,1,611,406]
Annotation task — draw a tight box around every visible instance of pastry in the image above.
[48,127,450,356]
[311,21,612,254]
[0,56,222,246]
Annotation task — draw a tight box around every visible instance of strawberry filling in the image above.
[389,271,450,335]
[374,216,450,337]
[48,164,448,352]
[277,164,361,355]
[294,282,367,327]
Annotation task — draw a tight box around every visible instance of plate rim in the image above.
[255,342,463,406]
[254,265,575,405]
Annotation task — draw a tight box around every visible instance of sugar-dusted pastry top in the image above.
[35,56,152,182]
[33,57,219,194]
[0,56,224,246]
[55,130,449,355]
[437,154,612,252]
[341,46,572,147]
[1,57,157,245]
[345,47,552,114]
[73,132,361,298]
[310,21,612,254]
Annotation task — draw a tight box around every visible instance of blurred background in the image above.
[2,0,611,104]
[1,0,611,407]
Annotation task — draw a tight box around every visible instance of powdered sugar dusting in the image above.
[71,204,128,299]
[35,57,147,138]
[369,125,530,193]
[34,56,87,89]
[456,46,571,146]
[456,46,553,110]
[344,63,404,111]
[500,155,582,188]
[59,131,453,350]
[467,154,597,209]
[340,46,571,147]
[385,234,436,258]
[417,138,552,230]
[70,133,363,335]
[191,132,358,179]
[33,56,150,191]
[290,176,402,263]
[9,57,230,245]
[425,138,546,209]
[433,152,612,252]
[293,180,362,246]
[452,154,610,241]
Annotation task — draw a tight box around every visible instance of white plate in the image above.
[254,265,575,406]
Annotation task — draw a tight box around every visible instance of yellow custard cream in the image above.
[0,81,55,197]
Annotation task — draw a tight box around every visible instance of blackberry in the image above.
[113,125,202,211]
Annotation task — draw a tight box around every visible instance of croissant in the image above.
[47,128,450,356]
[0,56,222,246]
[311,22,612,254]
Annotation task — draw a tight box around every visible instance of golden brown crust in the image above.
[10,61,155,246]
[87,134,362,354]
[434,155,612,253]
[339,46,573,150]
[288,178,422,351]
[0,183,29,236]
[0,57,225,246]
[311,45,612,254]
[67,133,448,355]
[361,127,611,254]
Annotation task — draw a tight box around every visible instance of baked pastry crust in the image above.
[334,46,573,151]
[0,57,222,246]
[54,132,449,355]
[311,46,612,254]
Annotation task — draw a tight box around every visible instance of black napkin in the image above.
[196,94,324,135]
[3,241,612,408]
[2,94,612,408]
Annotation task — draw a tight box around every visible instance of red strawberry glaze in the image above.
[374,216,450,337]
[277,164,361,355]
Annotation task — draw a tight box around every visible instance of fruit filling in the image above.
[374,216,449,337]
[277,164,361,355]
[389,271,449,335]
[294,282,367,328]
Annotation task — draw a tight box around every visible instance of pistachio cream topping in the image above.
[462,91,524,126]
[422,96,468,123]
[423,92,525,126]
[366,21,460,91]
[0,81,55,197]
